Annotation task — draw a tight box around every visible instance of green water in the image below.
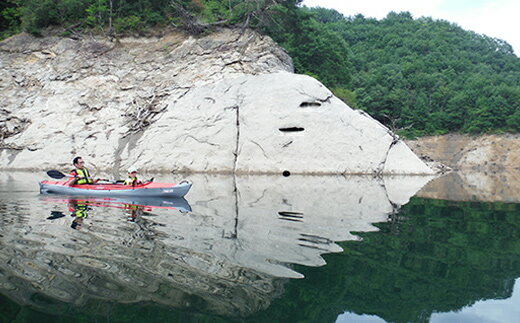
[251,199,520,323]
[1,174,519,323]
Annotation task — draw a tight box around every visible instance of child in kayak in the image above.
[124,166,142,186]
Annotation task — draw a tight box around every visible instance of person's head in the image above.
[128,166,138,178]
[73,156,85,169]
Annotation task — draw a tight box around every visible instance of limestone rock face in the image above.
[0,29,433,175]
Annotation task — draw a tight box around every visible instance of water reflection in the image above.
[41,195,192,230]
[250,198,520,323]
[1,172,520,322]
[0,172,433,318]
[418,170,520,203]
[68,199,90,230]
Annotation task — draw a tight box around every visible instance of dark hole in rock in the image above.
[282,170,291,177]
[279,127,304,133]
[278,211,303,218]
[300,102,321,108]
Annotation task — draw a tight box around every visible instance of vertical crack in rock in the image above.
[232,99,244,173]
[231,181,239,240]
[377,130,400,176]
[234,105,240,239]
[229,95,243,240]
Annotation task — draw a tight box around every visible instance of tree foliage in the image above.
[0,0,22,38]
[0,0,303,36]
[306,9,520,136]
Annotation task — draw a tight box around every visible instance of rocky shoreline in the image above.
[406,133,520,172]
[406,133,520,203]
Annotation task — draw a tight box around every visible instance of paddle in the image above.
[46,170,110,182]
[47,170,72,179]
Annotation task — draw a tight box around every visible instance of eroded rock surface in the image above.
[0,29,432,175]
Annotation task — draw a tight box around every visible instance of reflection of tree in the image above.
[0,293,20,322]
[0,294,232,322]
[248,198,520,323]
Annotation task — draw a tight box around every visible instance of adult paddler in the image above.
[65,156,99,186]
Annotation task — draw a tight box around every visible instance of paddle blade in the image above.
[47,170,66,179]
[47,211,66,220]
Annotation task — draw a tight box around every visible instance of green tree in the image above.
[0,0,22,38]
[312,9,520,135]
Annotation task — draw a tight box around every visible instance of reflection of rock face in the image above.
[169,174,433,278]
[417,171,520,203]
[0,197,281,317]
[0,30,432,175]
[0,172,432,317]
[235,176,395,277]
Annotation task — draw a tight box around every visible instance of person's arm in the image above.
[86,168,100,184]
[64,171,77,186]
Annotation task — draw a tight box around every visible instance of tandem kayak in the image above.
[39,180,192,198]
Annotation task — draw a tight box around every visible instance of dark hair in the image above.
[73,156,82,165]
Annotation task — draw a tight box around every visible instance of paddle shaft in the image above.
[47,170,109,182]
[68,174,111,182]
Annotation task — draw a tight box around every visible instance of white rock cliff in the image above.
[0,29,433,175]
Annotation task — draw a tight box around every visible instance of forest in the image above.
[1,0,519,137]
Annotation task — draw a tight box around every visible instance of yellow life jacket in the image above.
[74,168,92,185]
[69,201,89,218]
[73,208,88,218]
[124,176,138,186]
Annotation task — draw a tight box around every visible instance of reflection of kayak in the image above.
[39,180,192,198]
[40,195,192,212]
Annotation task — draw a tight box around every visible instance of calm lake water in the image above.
[1,172,519,323]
